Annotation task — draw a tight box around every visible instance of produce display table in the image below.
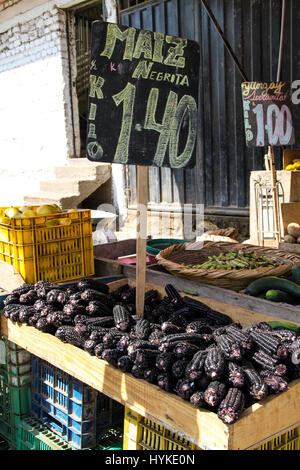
[93,240,300,325]
[1,278,300,450]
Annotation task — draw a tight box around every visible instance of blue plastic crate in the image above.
[31,355,123,449]
[31,359,97,420]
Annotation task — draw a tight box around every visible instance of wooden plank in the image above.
[136,165,148,317]
[94,257,124,276]
[279,242,300,254]
[93,247,300,323]
[269,146,280,246]
[1,315,300,450]
[93,239,137,260]
[123,264,300,325]
[125,276,300,327]
[0,261,25,292]
[280,202,300,236]
[230,382,300,449]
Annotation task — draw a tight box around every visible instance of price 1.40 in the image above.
[87,81,198,169]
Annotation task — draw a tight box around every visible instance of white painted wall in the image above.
[0,2,74,205]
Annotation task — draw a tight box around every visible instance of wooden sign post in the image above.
[86,22,200,316]
[136,165,148,316]
[241,80,295,245]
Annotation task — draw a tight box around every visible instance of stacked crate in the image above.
[0,338,124,450]
[0,207,94,284]
[16,416,123,451]
[0,337,31,447]
[123,407,300,451]
[30,355,124,450]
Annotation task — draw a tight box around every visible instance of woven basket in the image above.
[156,241,300,291]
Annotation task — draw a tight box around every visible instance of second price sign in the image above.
[241,81,295,147]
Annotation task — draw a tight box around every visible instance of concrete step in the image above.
[39,178,94,195]
[24,162,111,210]
[23,192,79,210]
[54,161,110,179]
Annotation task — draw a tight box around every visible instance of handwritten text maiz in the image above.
[86,22,200,169]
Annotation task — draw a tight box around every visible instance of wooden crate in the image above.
[283,149,300,169]
[1,278,300,450]
[279,202,300,253]
[249,170,300,247]
[93,239,156,276]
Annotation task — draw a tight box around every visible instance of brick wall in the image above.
[0,9,66,72]
[0,4,76,205]
[0,0,21,13]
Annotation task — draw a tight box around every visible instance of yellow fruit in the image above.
[58,218,71,226]
[36,205,59,215]
[0,216,11,225]
[19,205,34,213]
[46,219,59,227]
[5,207,20,218]
[12,213,23,218]
[22,210,37,218]
[67,209,77,213]
[50,204,62,212]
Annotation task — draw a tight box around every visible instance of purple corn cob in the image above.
[204,348,226,380]
[117,355,134,372]
[204,381,227,407]
[243,367,268,400]
[176,379,196,400]
[217,388,245,424]
[259,370,288,394]
[190,391,205,408]
[215,334,244,361]
[226,362,245,389]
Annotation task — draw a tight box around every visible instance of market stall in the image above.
[0,1,300,454]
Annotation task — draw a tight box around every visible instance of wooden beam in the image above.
[136,165,148,317]
[123,264,300,325]
[0,261,25,292]
[93,239,137,259]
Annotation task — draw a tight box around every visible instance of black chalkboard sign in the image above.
[86,22,200,168]
[241,81,295,147]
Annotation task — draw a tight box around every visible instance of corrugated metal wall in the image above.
[119,0,300,215]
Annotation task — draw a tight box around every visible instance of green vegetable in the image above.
[183,289,198,296]
[184,250,278,271]
[246,276,300,299]
[267,321,300,332]
[265,289,294,303]
[292,266,300,285]
[257,292,267,299]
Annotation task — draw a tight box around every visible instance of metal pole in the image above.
[277,0,287,82]
[200,0,248,82]
[269,0,287,246]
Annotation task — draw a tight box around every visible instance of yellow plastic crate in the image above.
[123,407,300,451]
[0,207,94,284]
[256,427,300,450]
[123,408,200,450]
